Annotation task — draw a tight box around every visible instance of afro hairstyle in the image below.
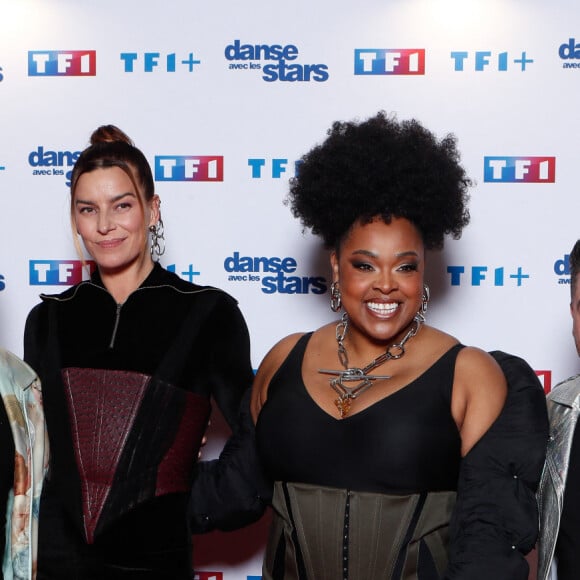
[287,111,471,250]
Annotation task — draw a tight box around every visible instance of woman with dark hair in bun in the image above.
[250,112,548,579]
[24,125,256,579]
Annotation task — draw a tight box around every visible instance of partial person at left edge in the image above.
[23,125,260,579]
[0,347,49,580]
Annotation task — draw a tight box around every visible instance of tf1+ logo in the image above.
[166,264,201,283]
[248,158,298,178]
[154,156,223,182]
[483,157,555,183]
[450,51,533,71]
[447,265,530,287]
[29,260,96,286]
[120,52,200,72]
[354,49,425,75]
[28,51,96,76]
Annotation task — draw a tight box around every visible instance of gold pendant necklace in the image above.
[318,312,423,418]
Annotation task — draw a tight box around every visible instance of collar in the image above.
[41,262,220,303]
[90,261,166,290]
[548,374,580,408]
[0,348,38,391]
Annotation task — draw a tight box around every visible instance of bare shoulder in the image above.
[452,346,508,455]
[250,332,307,422]
[255,332,306,384]
[456,346,506,378]
[454,346,507,402]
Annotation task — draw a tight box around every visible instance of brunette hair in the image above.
[70,125,154,203]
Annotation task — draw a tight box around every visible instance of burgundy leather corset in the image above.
[61,367,210,543]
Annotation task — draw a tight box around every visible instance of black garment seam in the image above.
[282,482,308,580]
[392,491,427,579]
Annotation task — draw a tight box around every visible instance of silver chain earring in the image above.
[330,281,342,312]
[149,218,165,261]
[415,284,430,322]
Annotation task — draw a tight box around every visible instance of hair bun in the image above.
[90,125,134,146]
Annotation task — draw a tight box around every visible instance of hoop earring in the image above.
[149,218,165,261]
[415,284,430,323]
[330,281,342,312]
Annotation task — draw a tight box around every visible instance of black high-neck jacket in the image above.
[25,263,253,579]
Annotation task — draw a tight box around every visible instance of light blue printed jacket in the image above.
[0,349,48,580]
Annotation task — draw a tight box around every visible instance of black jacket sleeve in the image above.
[188,293,270,532]
[23,302,45,372]
[189,388,272,533]
[200,294,255,429]
[443,351,549,579]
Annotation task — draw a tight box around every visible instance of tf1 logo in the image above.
[483,157,555,183]
[536,370,552,394]
[0,274,5,292]
[28,51,96,76]
[154,156,223,182]
[192,574,223,580]
[29,260,96,286]
[354,49,425,75]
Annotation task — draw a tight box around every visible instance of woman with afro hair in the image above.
[250,112,548,579]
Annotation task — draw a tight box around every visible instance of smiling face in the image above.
[330,216,425,348]
[73,166,159,277]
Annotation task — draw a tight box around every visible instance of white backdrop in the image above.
[1,1,579,577]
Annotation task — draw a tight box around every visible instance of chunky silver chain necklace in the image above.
[319,312,423,418]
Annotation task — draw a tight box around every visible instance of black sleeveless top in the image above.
[256,334,463,494]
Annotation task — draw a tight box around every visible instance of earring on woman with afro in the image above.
[415,284,430,323]
[330,281,342,312]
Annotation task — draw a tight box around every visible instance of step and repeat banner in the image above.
[1,0,579,577]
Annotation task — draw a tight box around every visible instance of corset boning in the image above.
[263,481,456,580]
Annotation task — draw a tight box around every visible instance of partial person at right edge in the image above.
[538,239,580,580]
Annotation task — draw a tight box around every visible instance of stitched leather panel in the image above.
[156,391,210,496]
[62,368,150,544]
[61,368,212,544]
